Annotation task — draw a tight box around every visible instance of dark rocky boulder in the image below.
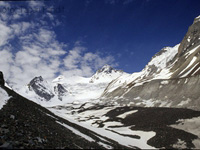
[0,71,5,86]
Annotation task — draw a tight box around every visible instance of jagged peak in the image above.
[30,76,43,84]
[97,64,121,74]
[28,76,45,89]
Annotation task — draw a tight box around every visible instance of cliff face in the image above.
[171,16,200,78]
[101,16,200,110]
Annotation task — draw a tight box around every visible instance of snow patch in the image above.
[172,139,187,149]
[0,87,11,110]
[185,45,200,58]
[117,110,138,119]
[179,56,197,77]
[161,80,169,85]
[194,15,200,23]
[178,99,191,106]
[103,121,124,128]
[187,36,191,42]
[171,117,200,149]
[56,121,95,142]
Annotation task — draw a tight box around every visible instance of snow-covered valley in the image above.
[47,101,200,149]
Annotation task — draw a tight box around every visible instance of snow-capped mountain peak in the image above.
[90,65,126,83]
[15,65,128,106]
[97,64,121,74]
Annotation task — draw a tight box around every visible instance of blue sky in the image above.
[0,0,200,85]
[53,0,200,71]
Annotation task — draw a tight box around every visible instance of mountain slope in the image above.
[101,16,200,111]
[171,15,200,78]
[0,72,129,149]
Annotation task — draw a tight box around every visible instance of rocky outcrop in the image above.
[29,76,54,101]
[54,84,68,101]
[0,71,5,86]
[171,16,200,78]
[178,16,200,57]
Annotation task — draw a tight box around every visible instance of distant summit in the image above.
[90,65,126,83]
[96,65,122,74]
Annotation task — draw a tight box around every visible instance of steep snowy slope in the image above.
[102,45,179,94]
[16,65,128,107]
[101,16,200,110]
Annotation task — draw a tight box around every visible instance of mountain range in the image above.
[11,15,200,111]
[13,65,126,107]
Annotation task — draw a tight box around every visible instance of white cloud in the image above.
[0,1,117,88]
[0,49,13,79]
[28,1,44,8]
[62,46,116,77]
[0,22,13,47]
[11,22,31,35]
[64,46,85,69]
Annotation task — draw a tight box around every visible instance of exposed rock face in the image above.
[54,84,68,101]
[178,17,200,56]
[171,16,200,78]
[0,71,5,86]
[29,76,54,101]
